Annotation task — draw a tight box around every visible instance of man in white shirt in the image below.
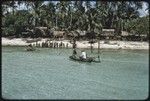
[80,50,87,59]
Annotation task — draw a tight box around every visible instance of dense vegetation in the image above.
[2,1,149,40]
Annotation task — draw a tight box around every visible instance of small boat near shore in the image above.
[26,44,36,51]
[69,38,101,63]
[26,47,36,51]
[69,55,100,63]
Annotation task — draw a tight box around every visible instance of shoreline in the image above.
[2,37,149,50]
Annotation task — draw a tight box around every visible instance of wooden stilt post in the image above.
[90,43,92,53]
[98,37,101,62]
[90,38,93,53]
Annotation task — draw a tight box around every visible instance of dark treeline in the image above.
[1,1,149,40]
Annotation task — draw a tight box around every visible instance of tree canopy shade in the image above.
[1,1,149,41]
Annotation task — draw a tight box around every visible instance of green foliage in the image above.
[2,1,149,40]
[2,25,15,36]
[135,16,149,35]
[4,14,16,27]
[2,9,31,37]
[125,15,149,36]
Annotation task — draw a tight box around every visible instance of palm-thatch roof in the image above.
[121,31,129,36]
[53,31,65,37]
[76,30,86,36]
[34,27,48,36]
[102,29,115,32]
[86,31,97,39]
[101,29,115,36]
[26,38,41,43]
[35,27,47,30]
[140,34,147,37]
[66,31,79,37]
[22,28,34,37]
[26,28,34,33]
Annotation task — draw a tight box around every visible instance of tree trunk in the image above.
[12,1,15,15]
[98,37,100,62]
[56,16,58,29]
[98,40,100,54]
[35,18,38,27]
[70,12,72,29]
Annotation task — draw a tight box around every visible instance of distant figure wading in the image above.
[72,39,76,49]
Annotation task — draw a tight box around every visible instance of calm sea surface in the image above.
[2,46,149,100]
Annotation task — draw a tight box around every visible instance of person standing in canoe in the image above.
[80,50,87,60]
[72,49,77,57]
[72,38,77,49]
[72,38,77,57]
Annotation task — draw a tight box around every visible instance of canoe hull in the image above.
[26,48,36,51]
[69,56,94,63]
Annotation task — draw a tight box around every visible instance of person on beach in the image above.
[72,38,77,57]
[80,50,87,60]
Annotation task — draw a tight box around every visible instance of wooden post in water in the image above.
[98,37,101,62]
[90,43,93,53]
[98,40,100,54]
[90,38,93,53]
[73,38,76,49]
[36,41,37,47]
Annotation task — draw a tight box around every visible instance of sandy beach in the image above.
[2,37,149,50]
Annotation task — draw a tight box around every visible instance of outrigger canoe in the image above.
[26,48,36,51]
[69,55,101,63]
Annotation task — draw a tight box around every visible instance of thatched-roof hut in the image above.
[66,31,79,38]
[26,38,41,43]
[98,29,115,40]
[102,29,115,36]
[76,30,86,36]
[34,27,47,37]
[121,31,129,36]
[22,28,34,38]
[33,27,53,37]
[53,31,65,38]
[120,30,148,41]
[86,31,97,39]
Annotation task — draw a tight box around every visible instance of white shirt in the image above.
[81,51,87,59]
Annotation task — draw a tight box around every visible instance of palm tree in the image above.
[94,1,108,33]
[10,1,17,15]
[2,1,11,16]
[73,1,85,30]
[55,1,69,30]
[63,1,74,31]
[108,1,143,36]
[30,1,44,27]
[39,1,55,27]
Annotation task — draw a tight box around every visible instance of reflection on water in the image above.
[2,46,149,100]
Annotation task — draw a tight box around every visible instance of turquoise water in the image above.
[2,46,149,100]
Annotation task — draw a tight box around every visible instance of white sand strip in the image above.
[2,37,149,50]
